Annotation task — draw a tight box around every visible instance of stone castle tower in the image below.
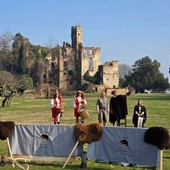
[56,25,101,91]
[71,26,83,49]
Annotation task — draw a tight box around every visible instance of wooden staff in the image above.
[6,138,29,170]
[7,137,15,167]
[160,150,163,170]
[62,141,79,168]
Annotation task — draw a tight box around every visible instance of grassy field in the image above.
[0,93,170,170]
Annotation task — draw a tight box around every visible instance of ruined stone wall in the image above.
[58,47,81,91]
[58,48,65,89]
[102,61,119,88]
[82,47,100,77]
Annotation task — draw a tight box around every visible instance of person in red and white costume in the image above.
[73,91,87,123]
[50,91,63,124]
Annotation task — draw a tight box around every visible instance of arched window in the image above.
[84,49,87,55]
[89,49,93,55]
[89,57,93,71]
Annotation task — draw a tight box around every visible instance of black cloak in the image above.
[109,95,128,124]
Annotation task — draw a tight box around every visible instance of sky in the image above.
[1,0,170,79]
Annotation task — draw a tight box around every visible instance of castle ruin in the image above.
[47,25,119,91]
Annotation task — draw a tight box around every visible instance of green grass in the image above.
[0,93,170,170]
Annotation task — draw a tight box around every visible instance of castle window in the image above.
[43,74,46,83]
[70,81,73,85]
[68,70,73,75]
[64,61,67,70]
[84,49,87,55]
[89,49,93,55]
[64,61,67,66]
[89,57,93,71]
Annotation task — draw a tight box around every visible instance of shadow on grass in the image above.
[24,161,117,170]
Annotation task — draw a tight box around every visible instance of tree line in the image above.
[0,32,52,106]
[120,57,169,93]
[83,56,169,93]
[0,31,170,106]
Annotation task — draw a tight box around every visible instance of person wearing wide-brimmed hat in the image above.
[73,90,87,123]
[50,91,63,124]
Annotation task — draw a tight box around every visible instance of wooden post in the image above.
[62,141,79,168]
[159,150,163,170]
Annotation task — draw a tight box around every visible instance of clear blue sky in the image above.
[1,0,170,79]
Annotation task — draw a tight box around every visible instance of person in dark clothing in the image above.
[132,99,147,127]
[109,90,130,126]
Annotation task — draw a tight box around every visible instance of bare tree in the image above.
[0,32,14,72]
[118,64,132,79]
[45,35,58,49]
[0,32,14,50]
[0,71,21,107]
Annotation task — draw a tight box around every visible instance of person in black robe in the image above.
[109,90,130,126]
[132,99,147,127]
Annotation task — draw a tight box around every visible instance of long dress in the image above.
[51,95,63,124]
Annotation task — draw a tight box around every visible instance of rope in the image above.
[0,156,29,170]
